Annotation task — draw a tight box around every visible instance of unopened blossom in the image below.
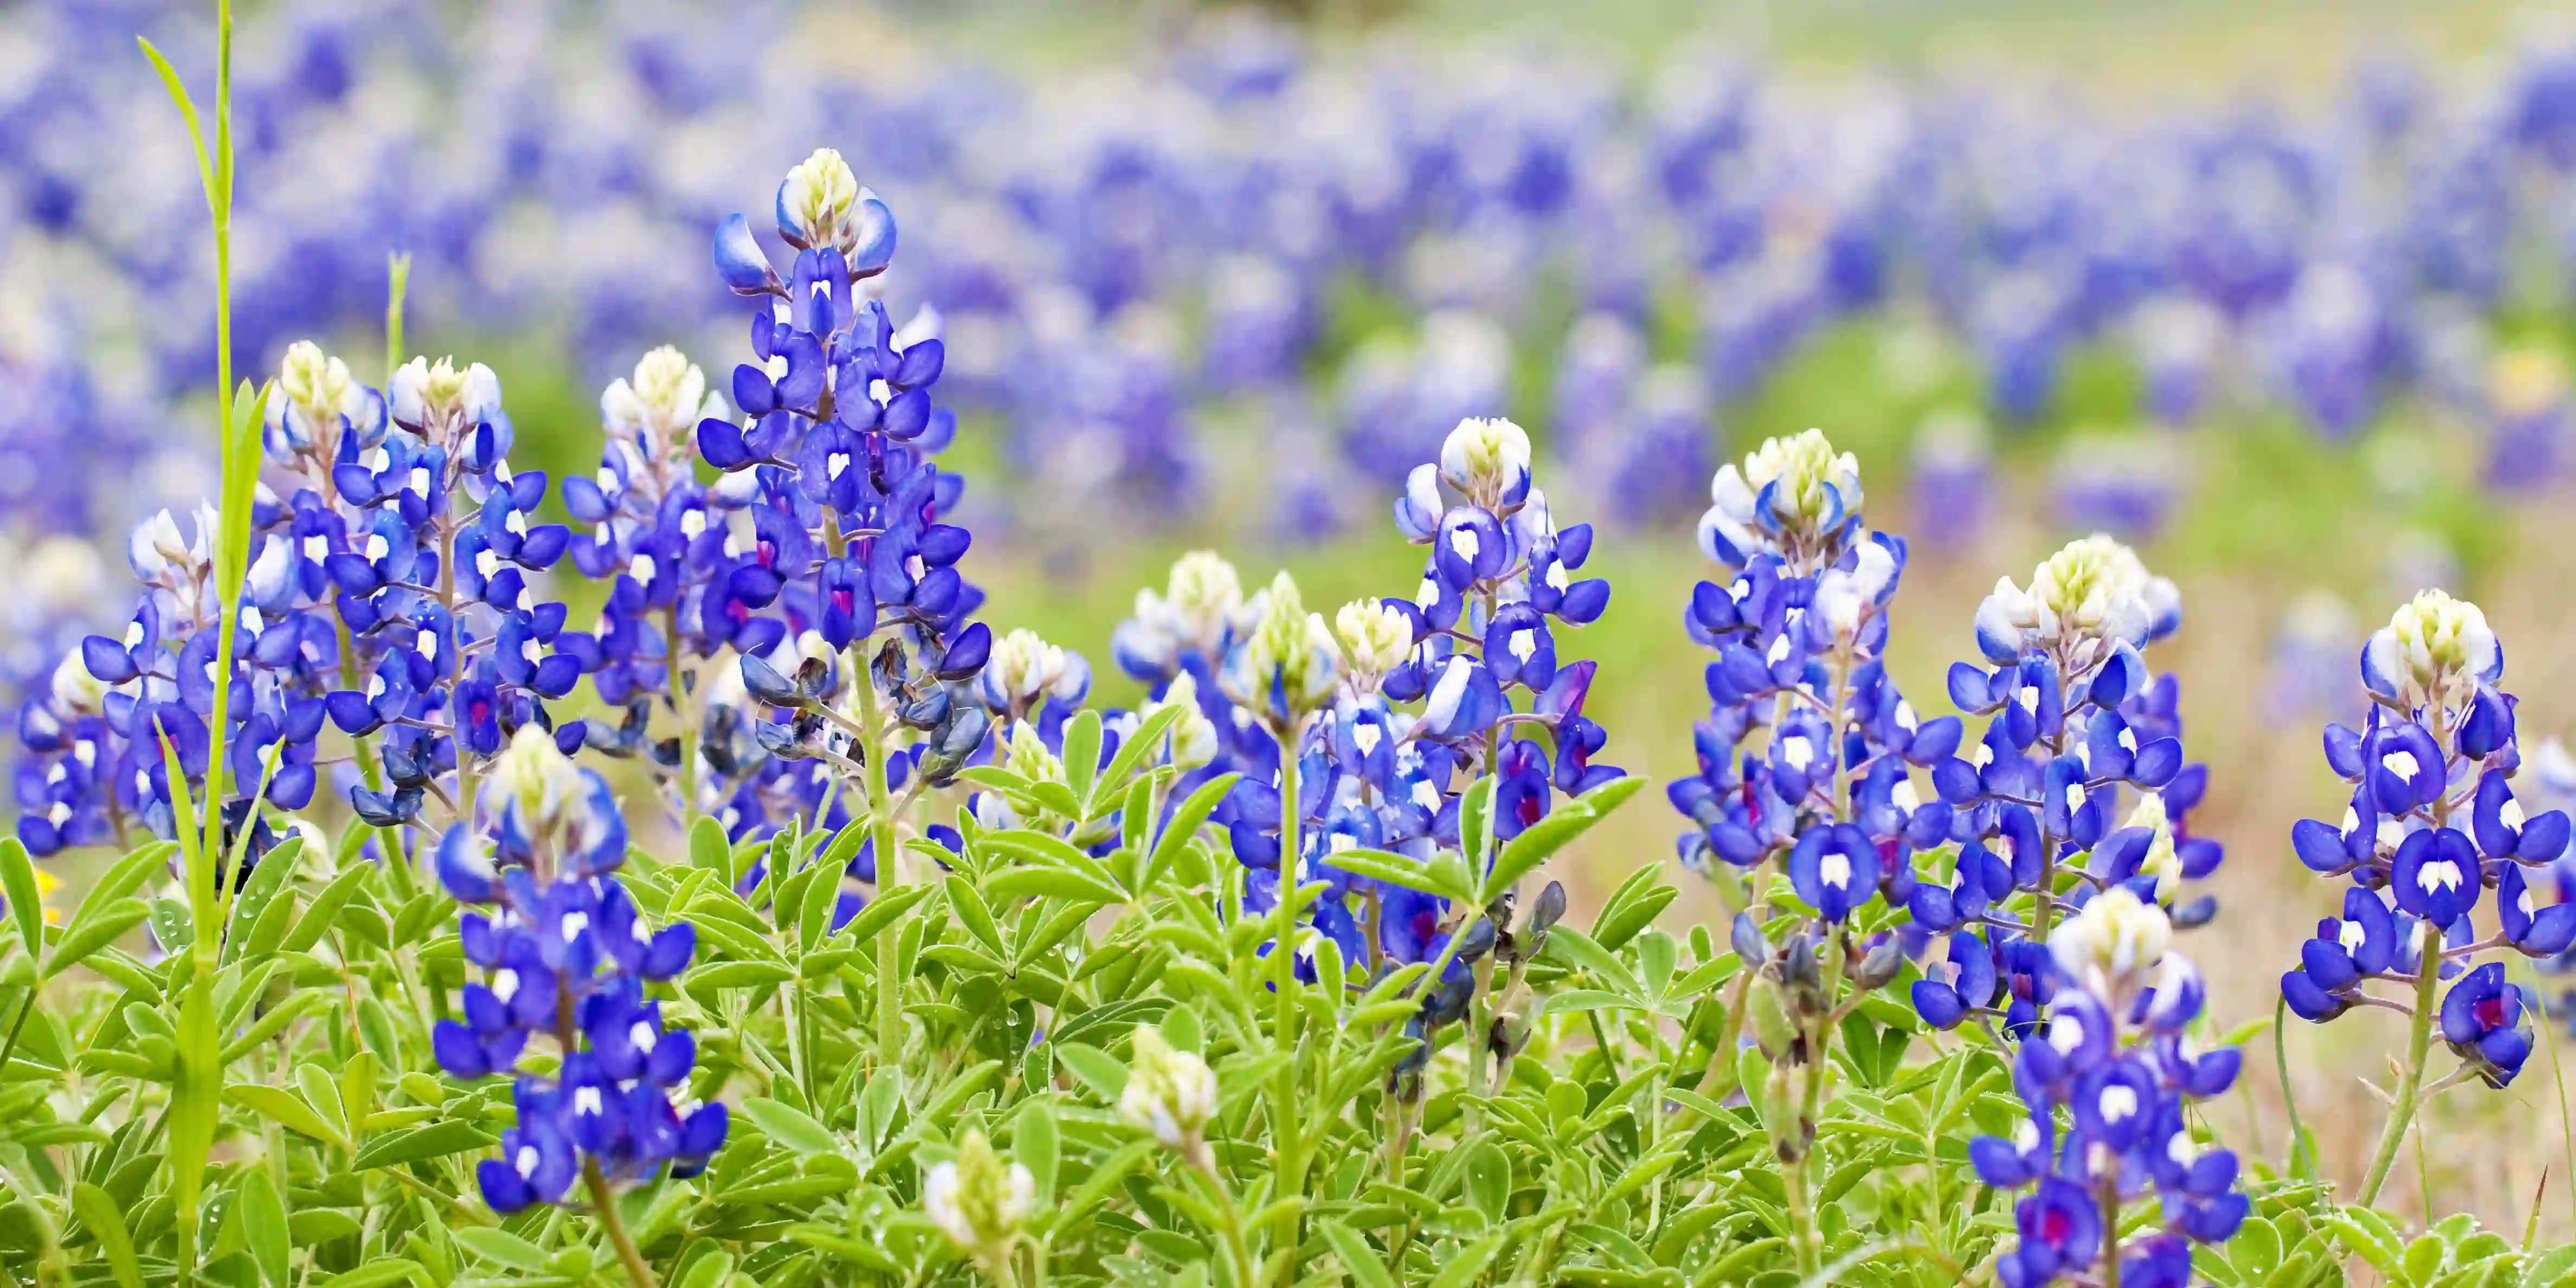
[1223,571,1338,725]
[1698,428,1863,570]
[1120,1025,1218,1168]
[1438,415,1532,506]
[600,345,721,458]
[1974,534,2180,665]
[2048,886,2172,1001]
[1334,597,1413,690]
[2360,589,2500,711]
[924,1130,1035,1267]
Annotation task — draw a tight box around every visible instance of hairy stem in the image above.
[2357,917,2443,1207]
[584,1162,661,1288]
[662,606,699,827]
[2362,699,2459,1208]
[851,661,905,1073]
[1265,719,1307,1281]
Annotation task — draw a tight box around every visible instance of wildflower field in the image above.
[19,3,2576,1286]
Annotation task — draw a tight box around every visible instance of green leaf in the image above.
[1321,1221,1398,1288]
[987,866,1125,907]
[1461,1138,1510,1223]
[1426,1230,1504,1288]
[1483,774,1646,903]
[1329,848,1462,900]
[0,838,40,957]
[739,1097,839,1155]
[452,1227,553,1273]
[222,834,303,967]
[838,880,933,946]
[43,900,150,980]
[1591,861,1680,952]
[1535,926,1641,996]
[1458,776,1495,878]
[946,876,1007,957]
[673,1249,738,1288]
[236,1168,289,1288]
[1149,773,1239,886]
[223,1084,350,1151]
[281,866,370,954]
[315,1259,424,1288]
[1014,1100,1059,1203]
[690,815,732,874]
[684,961,797,991]
[352,1120,495,1170]
[1053,1041,1129,1102]
[79,841,182,925]
[1061,709,1102,809]
[134,38,217,223]
[1095,704,1183,801]
[72,1182,143,1288]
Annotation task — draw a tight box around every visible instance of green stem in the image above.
[2356,918,2442,1207]
[851,661,904,1072]
[664,608,700,827]
[1265,717,1306,1281]
[2098,1174,2122,1288]
[1781,1145,1819,1278]
[584,1162,661,1288]
[1194,1161,1260,1288]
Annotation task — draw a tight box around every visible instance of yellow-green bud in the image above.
[923,1129,1034,1265]
[1120,1024,1218,1167]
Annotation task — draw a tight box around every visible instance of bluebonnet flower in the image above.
[1974,890,2247,1288]
[686,148,999,910]
[287,345,590,829]
[12,323,589,870]
[1670,429,1994,1069]
[1923,533,2212,968]
[432,728,725,1212]
[2280,590,2565,1089]
[1187,416,1619,1094]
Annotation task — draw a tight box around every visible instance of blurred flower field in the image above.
[19,1,2576,1283]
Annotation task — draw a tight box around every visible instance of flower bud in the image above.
[126,508,193,581]
[1003,719,1060,784]
[2124,793,2181,899]
[1974,534,2179,664]
[1851,938,1905,991]
[602,345,718,454]
[1139,672,1219,771]
[53,646,110,711]
[775,148,896,269]
[779,148,859,244]
[270,340,364,456]
[494,724,582,828]
[2361,588,2501,711]
[1167,551,1247,644]
[1699,429,1863,569]
[1334,597,1414,687]
[1747,972,1800,1060]
[923,1129,1035,1266]
[982,628,1076,714]
[1119,1025,1219,1167]
[2048,885,2172,1001]
[1226,571,1339,723]
[1439,416,1531,503]
[391,356,501,433]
